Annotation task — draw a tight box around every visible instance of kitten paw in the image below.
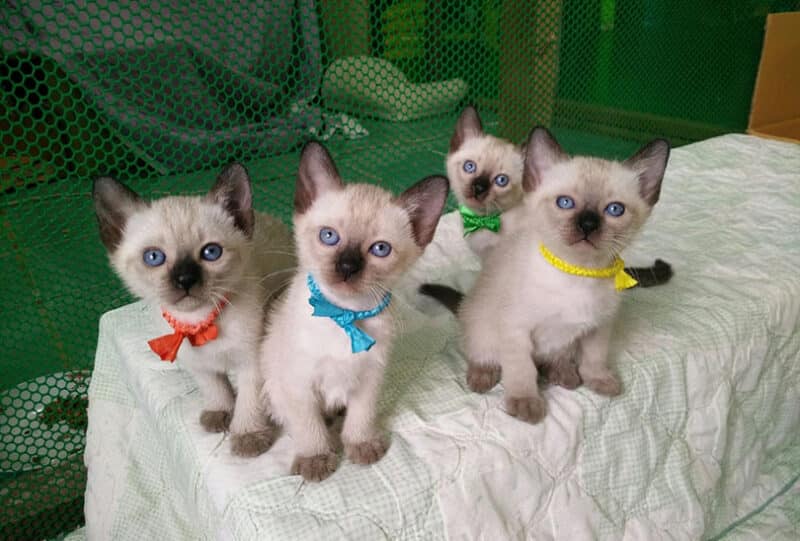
[200,410,231,433]
[505,394,547,424]
[230,426,279,457]
[291,452,339,482]
[546,362,582,390]
[467,363,501,393]
[345,437,389,465]
[584,372,622,397]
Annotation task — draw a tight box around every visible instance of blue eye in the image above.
[319,227,340,246]
[556,196,575,209]
[369,241,392,257]
[143,248,166,267]
[494,174,509,187]
[463,160,477,174]
[605,202,625,217]
[201,243,223,261]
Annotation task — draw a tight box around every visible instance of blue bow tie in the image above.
[306,274,392,353]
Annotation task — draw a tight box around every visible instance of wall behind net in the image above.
[1,0,796,538]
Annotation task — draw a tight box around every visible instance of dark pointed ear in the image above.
[522,126,568,193]
[449,105,484,153]
[295,141,344,214]
[93,176,146,252]
[208,163,255,237]
[624,139,670,206]
[395,175,449,248]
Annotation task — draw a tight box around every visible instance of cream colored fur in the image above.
[447,106,525,259]
[459,128,669,423]
[94,166,294,456]
[260,142,447,481]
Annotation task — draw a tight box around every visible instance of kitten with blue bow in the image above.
[260,142,449,482]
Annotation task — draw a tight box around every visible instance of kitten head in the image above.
[521,127,669,263]
[293,142,448,301]
[93,164,256,313]
[446,106,524,215]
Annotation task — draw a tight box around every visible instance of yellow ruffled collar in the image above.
[539,244,638,291]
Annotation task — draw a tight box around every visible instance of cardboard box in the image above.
[748,12,800,143]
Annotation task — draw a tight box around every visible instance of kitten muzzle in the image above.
[471,177,491,201]
[335,247,364,282]
[577,210,601,236]
[171,256,203,291]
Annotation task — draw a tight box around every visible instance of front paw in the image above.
[466,362,501,393]
[200,410,231,433]
[291,452,339,482]
[230,426,279,457]
[505,394,547,424]
[345,437,389,465]
[584,372,622,397]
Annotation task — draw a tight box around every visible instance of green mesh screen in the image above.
[1,0,797,537]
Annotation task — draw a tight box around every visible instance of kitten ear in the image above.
[449,105,484,153]
[295,141,344,214]
[208,163,255,237]
[522,127,568,193]
[624,139,670,206]
[395,175,449,248]
[93,176,146,252]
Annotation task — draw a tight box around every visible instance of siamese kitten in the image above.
[459,127,670,424]
[422,106,672,329]
[93,165,295,456]
[261,142,448,482]
[447,105,526,259]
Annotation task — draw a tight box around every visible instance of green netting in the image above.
[0,0,797,537]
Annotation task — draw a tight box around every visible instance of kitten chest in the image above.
[528,275,620,354]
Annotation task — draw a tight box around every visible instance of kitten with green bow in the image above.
[420,106,673,388]
[259,142,449,482]
[447,106,527,259]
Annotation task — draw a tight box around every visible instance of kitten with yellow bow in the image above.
[458,127,671,423]
[422,107,671,309]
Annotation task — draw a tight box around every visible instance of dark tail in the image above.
[624,259,673,288]
[418,283,464,314]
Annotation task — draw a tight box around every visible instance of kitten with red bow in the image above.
[93,165,294,456]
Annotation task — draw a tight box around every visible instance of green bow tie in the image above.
[459,205,502,236]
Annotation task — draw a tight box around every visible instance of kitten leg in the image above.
[578,321,622,397]
[229,360,278,457]
[501,350,547,424]
[466,326,546,424]
[284,395,338,482]
[341,368,388,466]
[191,369,235,432]
[461,322,502,393]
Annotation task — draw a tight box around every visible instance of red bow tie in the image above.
[147,301,227,362]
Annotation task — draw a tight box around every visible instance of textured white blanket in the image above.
[84,134,800,540]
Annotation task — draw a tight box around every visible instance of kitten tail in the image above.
[418,283,464,314]
[623,259,674,288]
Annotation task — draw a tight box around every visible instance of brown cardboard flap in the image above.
[748,12,800,142]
